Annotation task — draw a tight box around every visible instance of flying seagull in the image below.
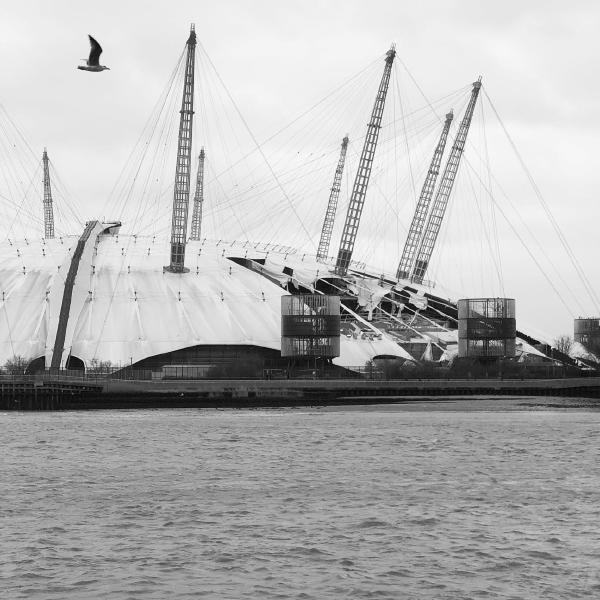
[77,35,110,72]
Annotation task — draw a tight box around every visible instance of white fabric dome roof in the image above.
[0,226,411,370]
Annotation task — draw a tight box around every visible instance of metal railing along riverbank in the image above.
[0,364,597,384]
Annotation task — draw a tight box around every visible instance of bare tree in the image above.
[3,355,29,375]
[87,358,113,374]
[554,335,573,355]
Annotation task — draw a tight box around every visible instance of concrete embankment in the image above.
[2,377,599,410]
[86,377,600,409]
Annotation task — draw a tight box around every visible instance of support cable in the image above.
[483,89,600,312]
[103,49,185,220]
[461,156,576,317]
[197,41,317,250]
[394,62,417,207]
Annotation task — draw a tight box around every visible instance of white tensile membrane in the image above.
[0,232,412,370]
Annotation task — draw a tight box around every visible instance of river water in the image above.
[2,399,600,599]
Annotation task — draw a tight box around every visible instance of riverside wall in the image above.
[2,376,599,410]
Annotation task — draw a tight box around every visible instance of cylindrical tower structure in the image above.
[458,298,516,358]
[574,318,600,350]
[281,295,341,358]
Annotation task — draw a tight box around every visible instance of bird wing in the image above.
[87,35,103,66]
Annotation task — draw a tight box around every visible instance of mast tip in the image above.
[385,44,396,63]
[187,23,196,44]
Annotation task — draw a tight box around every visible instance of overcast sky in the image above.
[0,0,598,342]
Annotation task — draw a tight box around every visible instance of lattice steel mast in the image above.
[42,148,55,239]
[396,111,453,280]
[317,135,349,262]
[189,147,205,241]
[410,78,482,284]
[334,46,396,276]
[167,24,196,273]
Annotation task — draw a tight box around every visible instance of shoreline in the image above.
[2,374,600,411]
[3,396,600,413]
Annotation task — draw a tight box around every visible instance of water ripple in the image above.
[2,405,600,599]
